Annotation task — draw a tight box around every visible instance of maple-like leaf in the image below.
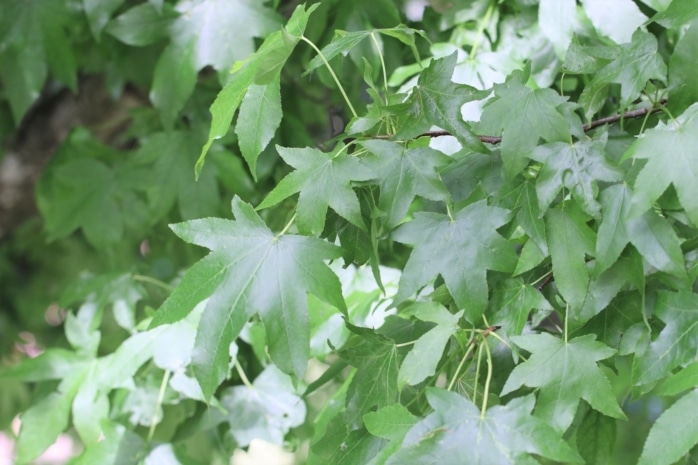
[502,333,626,432]
[385,389,583,465]
[627,102,698,227]
[490,278,552,337]
[476,70,572,177]
[530,134,621,218]
[257,146,375,236]
[393,200,517,322]
[360,140,451,228]
[150,197,346,396]
[633,291,698,387]
[393,54,487,148]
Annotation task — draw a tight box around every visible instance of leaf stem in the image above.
[395,340,417,348]
[147,369,171,443]
[301,36,358,118]
[235,359,255,389]
[132,274,174,292]
[447,333,477,391]
[473,341,484,404]
[564,303,569,344]
[277,212,297,237]
[469,0,495,60]
[369,32,389,105]
[480,339,493,418]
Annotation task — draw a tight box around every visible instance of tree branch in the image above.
[372,101,666,143]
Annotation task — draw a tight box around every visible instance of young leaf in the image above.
[257,146,375,236]
[530,134,621,218]
[476,70,571,177]
[150,197,346,388]
[638,389,698,465]
[360,139,451,228]
[393,53,487,149]
[393,200,517,322]
[628,103,698,227]
[385,390,583,464]
[502,333,626,432]
[633,291,698,387]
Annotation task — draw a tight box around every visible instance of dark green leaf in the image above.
[104,3,177,46]
[393,200,517,322]
[576,409,616,465]
[502,333,625,432]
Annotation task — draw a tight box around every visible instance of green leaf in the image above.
[628,102,698,227]
[385,390,583,464]
[580,0,646,44]
[398,304,462,388]
[530,134,621,218]
[257,146,375,236]
[668,20,698,115]
[394,54,487,149]
[653,0,698,28]
[502,333,626,432]
[16,392,73,464]
[499,178,547,253]
[151,197,346,389]
[220,366,305,447]
[150,0,281,128]
[638,389,698,465]
[576,409,616,465]
[341,324,400,427]
[360,140,451,228]
[393,200,517,322]
[634,291,698,386]
[196,4,317,177]
[476,70,571,177]
[137,131,220,220]
[104,2,177,46]
[363,404,417,441]
[235,79,283,180]
[655,362,698,397]
[545,207,596,310]
[490,278,553,337]
[83,0,124,38]
[539,0,576,57]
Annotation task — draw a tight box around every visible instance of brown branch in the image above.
[372,101,666,143]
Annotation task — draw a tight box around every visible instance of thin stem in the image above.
[301,36,358,118]
[446,203,454,222]
[564,303,569,344]
[470,1,495,60]
[147,369,171,443]
[447,335,477,391]
[480,339,493,418]
[132,274,174,292]
[395,340,417,348]
[277,212,297,237]
[472,341,484,404]
[369,32,389,104]
[235,359,254,389]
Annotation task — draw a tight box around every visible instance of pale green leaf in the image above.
[539,0,577,57]
[581,0,646,44]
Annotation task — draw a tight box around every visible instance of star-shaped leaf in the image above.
[490,278,553,337]
[257,146,375,236]
[385,389,583,465]
[476,70,572,177]
[360,140,451,228]
[502,333,626,432]
[393,200,517,322]
[633,291,698,387]
[530,134,621,218]
[394,53,487,148]
[150,197,346,396]
[627,102,698,227]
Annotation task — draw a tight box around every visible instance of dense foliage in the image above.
[2,0,698,463]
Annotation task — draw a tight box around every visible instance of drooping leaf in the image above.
[627,102,698,227]
[235,79,283,180]
[257,146,375,236]
[638,389,698,465]
[393,200,517,322]
[394,54,487,149]
[360,139,451,228]
[545,207,596,310]
[502,333,626,432]
[398,304,462,388]
[150,197,345,392]
[340,324,400,428]
[385,389,583,464]
[530,134,621,218]
[476,70,571,177]
[634,291,698,387]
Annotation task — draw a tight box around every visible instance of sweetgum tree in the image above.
[2,0,698,463]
